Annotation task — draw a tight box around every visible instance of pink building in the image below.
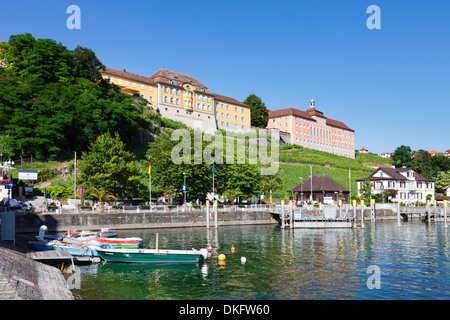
[267,99,355,158]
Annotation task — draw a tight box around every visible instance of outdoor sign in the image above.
[182,185,187,191]
[4,183,13,189]
[77,187,86,195]
[18,170,38,180]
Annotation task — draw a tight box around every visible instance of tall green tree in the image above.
[78,132,144,199]
[72,45,106,82]
[430,154,450,177]
[412,149,433,179]
[0,33,76,85]
[392,145,412,168]
[243,94,269,128]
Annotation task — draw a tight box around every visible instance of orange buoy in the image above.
[208,251,212,259]
[231,245,236,253]
[208,244,213,251]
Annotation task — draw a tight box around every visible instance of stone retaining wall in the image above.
[15,210,277,233]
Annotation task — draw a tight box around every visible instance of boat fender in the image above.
[316,210,320,216]
[231,245,236,253]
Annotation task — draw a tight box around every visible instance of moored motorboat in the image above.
[29,237,100,257]
[96,247,208,264]
[98,229,118,238]
[90,237,141,249]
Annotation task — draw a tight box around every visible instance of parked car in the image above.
[2,198,34,212]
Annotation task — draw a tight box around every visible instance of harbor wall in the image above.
[14,210,277,233]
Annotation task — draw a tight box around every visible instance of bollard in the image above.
[444,200,448,229]
[360,200,365,228]
[206,200,210,229]
[397,201,401,227]
[214,200,218,229]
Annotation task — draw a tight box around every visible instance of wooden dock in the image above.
[28,250,101,264]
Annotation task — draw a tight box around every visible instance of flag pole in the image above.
[74,151,77,203]
[148,156,152,206]
[349,168,351,204]
[212,162,215,202]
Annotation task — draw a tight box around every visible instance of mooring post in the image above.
[214,200,218,229]
[206,200,210,229]
[289,200,293,228]
[352,200,357,228]
[338,199,342,218]
[360,200,365,228]
[444,200,448,229]
[370,199,375,222]
[433,200,437,223]
[280,200,285,229]
[397,201,401,227]
[426,200,430,224]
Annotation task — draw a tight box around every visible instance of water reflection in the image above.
[79,222,450,300]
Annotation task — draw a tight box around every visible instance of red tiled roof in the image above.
[267,107,354,132]
[212,93,250,108]
[149,68,211,94]
[101,67,155,85]
[291,174,349,193]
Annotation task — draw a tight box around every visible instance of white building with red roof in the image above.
[266,99,355,158]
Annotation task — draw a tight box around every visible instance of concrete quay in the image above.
[0,238,75,300]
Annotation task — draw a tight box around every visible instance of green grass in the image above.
[278,145,392,172]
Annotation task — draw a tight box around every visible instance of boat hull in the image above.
[29,242,99,257]
[96,248,207,264]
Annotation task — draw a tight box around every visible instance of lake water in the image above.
[77,221,450,300]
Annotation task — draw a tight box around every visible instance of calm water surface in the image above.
[78,221,450,300]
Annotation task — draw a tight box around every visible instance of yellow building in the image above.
[100,67,251,132]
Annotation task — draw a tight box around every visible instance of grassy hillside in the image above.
[279,145,392,171]
[274,145,391,198]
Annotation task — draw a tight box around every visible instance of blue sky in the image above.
[1,0,449,155]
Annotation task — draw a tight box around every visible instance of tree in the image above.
[431,154,450,177]
[391,145,412,168]
[412,149,432,179]
[0,34,145,159]
[0,134,14,158]
[360,180,373,201]
[78,132,144,199]
[0,33,76,85]
[243,94,269,128]
[434,171,450,195]
[72,45,106,82]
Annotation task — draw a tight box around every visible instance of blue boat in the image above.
[29,238,100,257]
